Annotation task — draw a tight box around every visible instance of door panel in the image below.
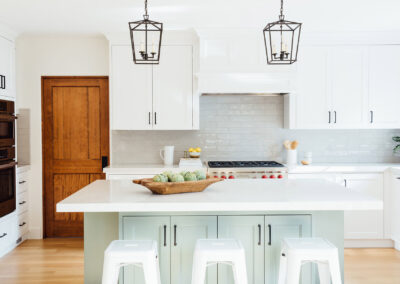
[171,216,217,284]
[368,46,400,128]
[42,77,109,237]
[111,45,152,130]
[343,174,384,239]
[152,45,193,130]
[329,47,366,128]
[218,216,264,284]
[122,216,170,284]
[265,215,312,284]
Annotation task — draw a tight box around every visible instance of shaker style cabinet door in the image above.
[152,45,193,130]
[264,215,312,284]
[329,47,367,128]
[111,45,152,130]
[122,216,171,284]
[170,216,217,284]
[343,174,384,239]
[295,46,330,129]
[368,46,400,128]
[0,37,14,98]
[217,216,265,284]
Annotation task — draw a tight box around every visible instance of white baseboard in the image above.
[28,227,43,239]
[345,239,394,248]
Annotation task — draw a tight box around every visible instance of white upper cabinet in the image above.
[290,44,400,129]
[153,45,193,130]
[111,44,195,130]
[0,36,15,99]
[112,45,152,130]
[368,46,400,128]
[295,46,329,128]
[329,47,367,128]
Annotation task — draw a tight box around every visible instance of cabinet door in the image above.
[0,37,14,98]
[329,47,367,128]
[295,46,330,129]
[111,45,152,130]
[343,174,384,239]
[171,216,217,284]
[122,216,170,284]
[368,46,400,128]
[152,45,193,130]
[218,216,264,284]
[265,215,312,284]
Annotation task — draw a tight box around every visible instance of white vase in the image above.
[286,149,298,165]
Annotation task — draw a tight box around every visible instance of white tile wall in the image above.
[112,95,400,164]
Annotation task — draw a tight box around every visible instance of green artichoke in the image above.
[184,172,197,181]
[170,174,184,182]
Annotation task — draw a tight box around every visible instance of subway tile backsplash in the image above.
[112,95,400,164]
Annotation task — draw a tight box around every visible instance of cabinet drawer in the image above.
[16,171,29,194]
[16,191,28,214]
[0,215,17,249]
[17,212,28,238]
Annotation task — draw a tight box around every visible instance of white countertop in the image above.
[57,179,382,213]
[104,163,400,175]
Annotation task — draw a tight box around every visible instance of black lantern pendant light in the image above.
[129,0,163,64]
[263,0,302,64]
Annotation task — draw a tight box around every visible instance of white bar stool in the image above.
[191,239,248,284]
[102,240,161,284]
[278,238,342,284]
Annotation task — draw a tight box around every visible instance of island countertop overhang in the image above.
[56,179,383,213]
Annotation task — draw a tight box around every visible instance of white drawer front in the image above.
[16,171,29,194]
[17,213,28,238]
[16,191,28,214]
[0,215,17,250]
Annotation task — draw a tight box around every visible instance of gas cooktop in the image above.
[207,161,285,168]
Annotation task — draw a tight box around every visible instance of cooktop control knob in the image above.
[262,175,268,179]
[278,175,283,179]
[229,175,235,179]
[269,175,276,179]
[221,175,227,179]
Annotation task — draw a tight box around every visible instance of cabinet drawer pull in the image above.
[334,111,337,124]
[163,225,167,247]
[344,179,347,188]
[0,233,7,238]
[148,112,151,125]
[397,177,400,180]
[173,225,177,246]
[258,224,261,246]
[0,75,5,89]
[328,111,331,124]
[370,111,374,123]
[19,180,26,184]
[19,222,26,227]
[19,201,26,205]
[154,112,157,125]
[268,224,272,246]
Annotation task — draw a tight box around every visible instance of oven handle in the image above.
[0,114,17,121]
[0,161,17,170]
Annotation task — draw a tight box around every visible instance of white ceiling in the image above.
[1,0,400,35]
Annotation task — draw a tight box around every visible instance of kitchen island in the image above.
[57,179,382,284]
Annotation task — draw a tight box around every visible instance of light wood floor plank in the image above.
[0,239,399,283]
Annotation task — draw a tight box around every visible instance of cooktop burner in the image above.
[207,161,285,168]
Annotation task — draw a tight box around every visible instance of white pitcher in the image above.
[160,146,174,166]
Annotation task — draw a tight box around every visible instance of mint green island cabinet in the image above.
[57,179,383,284]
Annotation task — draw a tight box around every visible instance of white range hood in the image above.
[195,28,296,95]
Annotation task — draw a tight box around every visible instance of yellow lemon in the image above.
[189,148,195,152]
[195,147,202,152]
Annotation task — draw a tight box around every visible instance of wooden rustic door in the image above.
[42,77,109,237]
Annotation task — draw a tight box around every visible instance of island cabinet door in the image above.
[171,216,217,284]
[217,216,265,284]
[265,215,312,284]
[122,216,171,284]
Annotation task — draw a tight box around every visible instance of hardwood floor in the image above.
[0,239,399,283]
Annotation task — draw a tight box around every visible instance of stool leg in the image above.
[143,256,161,284]
[317,262,331,284]
[328,254,342,284]
[191,257,207,284]
[102,255,120,284]
[285,256,302,284]
[278,252,288,284]
[232,256,248,284]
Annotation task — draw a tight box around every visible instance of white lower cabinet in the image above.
[0,213,17,257]
[343,174,384,239]
[218,216,264,284]
[121,214,311,284]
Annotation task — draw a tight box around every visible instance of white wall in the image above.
[16,35,109,239]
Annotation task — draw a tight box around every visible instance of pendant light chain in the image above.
[144,0,149,19]
[279,0,284,21]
